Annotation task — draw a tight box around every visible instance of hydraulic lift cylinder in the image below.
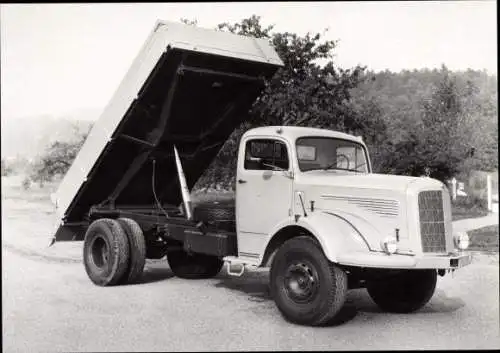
[174,145,193,220]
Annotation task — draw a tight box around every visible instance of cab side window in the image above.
[244,139,289,171]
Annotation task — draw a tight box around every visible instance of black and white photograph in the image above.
[1,1,498,351]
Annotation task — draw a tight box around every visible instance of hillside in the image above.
[1,109,99,160]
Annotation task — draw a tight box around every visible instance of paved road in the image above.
[3,243,500,351]
[2,181,499,351]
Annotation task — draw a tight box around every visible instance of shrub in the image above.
[453,194,488,211]
[29,122,91,184]
[1,159,13,176]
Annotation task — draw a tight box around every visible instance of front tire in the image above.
[270,236,348,326]
[167,243,224,279]
[367,269,437,313]
[83,218,130,286]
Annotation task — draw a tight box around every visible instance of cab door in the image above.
[236,137,293,259]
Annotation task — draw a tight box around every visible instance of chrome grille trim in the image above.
[418,190,446,253]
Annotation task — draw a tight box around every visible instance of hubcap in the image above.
[284,262,318,303]
[90,235,109,269]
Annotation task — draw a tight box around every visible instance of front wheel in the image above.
[270,236,348,326]
[367,269,437,313]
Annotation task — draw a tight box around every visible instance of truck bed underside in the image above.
[61,48,277,234]
[58,205,238,257]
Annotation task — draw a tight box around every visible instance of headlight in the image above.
[381,236,398,255]
[454,232,469,250]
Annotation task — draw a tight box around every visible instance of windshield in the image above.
[296,137,369,173]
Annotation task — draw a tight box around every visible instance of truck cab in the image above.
[235,126,470,271]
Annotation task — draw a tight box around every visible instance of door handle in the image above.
[238,179,247,184]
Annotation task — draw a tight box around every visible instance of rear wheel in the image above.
[270,236,348,326]
[83,218,130,286]
[167,243,224,279]
[117,218,146,284]
[367,269,437,313]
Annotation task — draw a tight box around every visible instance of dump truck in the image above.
[51,20,472,326]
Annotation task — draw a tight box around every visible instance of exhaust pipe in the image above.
[173,145,193,220]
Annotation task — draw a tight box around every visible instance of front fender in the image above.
[263,212,370,263]
[323,209,387,251]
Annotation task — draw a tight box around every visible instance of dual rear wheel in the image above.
[83,218,146,286]
[83,217,223,286]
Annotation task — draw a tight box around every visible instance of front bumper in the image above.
[336,251,472,270]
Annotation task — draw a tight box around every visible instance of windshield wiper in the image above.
[302,166,363,173]
[322,166,363,173]
[302,167,325,172]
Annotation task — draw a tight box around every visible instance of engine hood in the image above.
[296,171,444,193]
[294,171,446,252]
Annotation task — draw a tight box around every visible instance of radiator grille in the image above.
[418,190,446,253]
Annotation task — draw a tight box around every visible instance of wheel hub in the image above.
[284,262,318,303]
[90,235,109,269]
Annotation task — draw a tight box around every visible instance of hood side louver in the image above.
[321,195,399,218]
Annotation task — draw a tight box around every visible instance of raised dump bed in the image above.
[52,20,283,241]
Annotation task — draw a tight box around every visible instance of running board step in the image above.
[223,256,258,277]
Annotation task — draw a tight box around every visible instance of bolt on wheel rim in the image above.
[284,262,318,303]
[91,235,109,269]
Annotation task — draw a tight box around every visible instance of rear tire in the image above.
[367,269,437,313]
[117,218,146,284]
[83,218,130,286]
[270,236,348,326]
[167,243,224,279]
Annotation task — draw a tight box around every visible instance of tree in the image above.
[348,66,498,182]
[180,18,198,26]
[1,159,13,177]
[195,15,366,190]
[29,122,92,185]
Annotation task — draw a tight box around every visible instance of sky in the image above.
[0,1,497,120]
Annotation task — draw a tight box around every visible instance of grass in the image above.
[2,175,58,203]
[467,225,499,253]
[452,204,489,221]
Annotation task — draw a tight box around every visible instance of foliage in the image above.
[195,15,366,190]
[180,18,198,26]
[349,66,498,182]
[194,17,497,189]
[29,122,91,185]
[1,159,14,176]
[467,225,499,252]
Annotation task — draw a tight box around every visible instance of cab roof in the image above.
[243,126,364,144]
